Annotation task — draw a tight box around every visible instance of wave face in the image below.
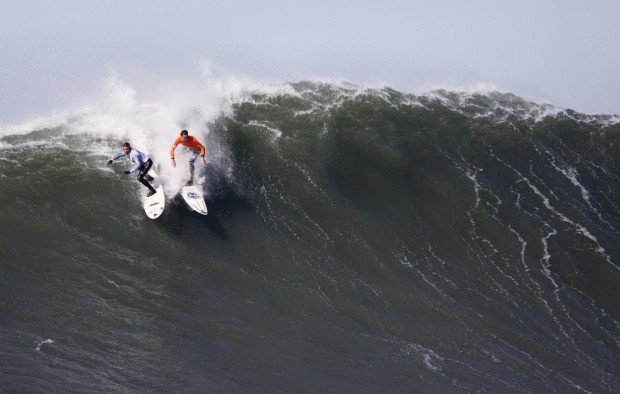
[1,82,619,391]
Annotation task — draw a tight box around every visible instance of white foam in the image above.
[35,338,54,351]
[248,121,283,139]
[542,147,615,231]
[0,62,269,196]
[400,341,444,372]
[490,150,617,271]
[419,81,501,96]
[465,170,482,207]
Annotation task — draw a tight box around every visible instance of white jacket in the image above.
[110,148,150,173]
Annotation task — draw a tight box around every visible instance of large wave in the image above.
[1,75,618,391]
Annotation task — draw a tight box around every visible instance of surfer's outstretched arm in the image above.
[107,152,125,165]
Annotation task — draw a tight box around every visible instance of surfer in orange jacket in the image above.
[169,129,206,186]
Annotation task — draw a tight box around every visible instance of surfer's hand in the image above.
[171,158,176,168]
[123,171,131,175]
[107,160,113,166]
[201,155,206,165]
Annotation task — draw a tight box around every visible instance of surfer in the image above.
[169,130,206,186]
[107,142,157,197]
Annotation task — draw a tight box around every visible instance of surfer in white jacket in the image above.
[107,142,157,196]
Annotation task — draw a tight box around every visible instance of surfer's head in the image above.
[180,130,189,141]
[122,142,131,154]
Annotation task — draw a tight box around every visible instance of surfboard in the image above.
[180,184,208,215]
[142,170,165,219]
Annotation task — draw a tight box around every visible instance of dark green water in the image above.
[1,82,619,391]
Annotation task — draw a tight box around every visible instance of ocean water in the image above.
[1,81,619,392]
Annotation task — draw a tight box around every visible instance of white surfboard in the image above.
[180,184,208,215]
[142,170,165,219]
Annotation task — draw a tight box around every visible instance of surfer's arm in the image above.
[108,152,125,164]
[198,141,206,164]
[169,137,182,167]
[169,137,182,159]
[199,140,207,165]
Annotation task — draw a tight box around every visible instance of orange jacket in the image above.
[169,135,206,158]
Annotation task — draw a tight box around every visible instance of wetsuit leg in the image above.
[138,159,156,191]
[189,155,197,181]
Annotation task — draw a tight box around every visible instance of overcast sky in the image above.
[1,0,619,123]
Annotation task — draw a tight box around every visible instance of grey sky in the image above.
[1,0,619,122]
